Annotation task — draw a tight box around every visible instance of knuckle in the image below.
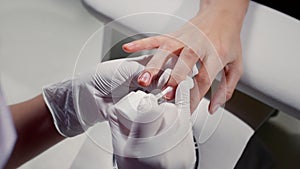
[217,49,228,64]
[184,47,195,55]
[151,36,161,46]
[211,40,229,64]
[217,45,228,59]
[160,41,182,52]
[195,73,211,87]
[146,58,164,71]
[160,44,174,52]
[183,47,198,59]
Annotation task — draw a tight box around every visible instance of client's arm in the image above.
[5,95,64,169]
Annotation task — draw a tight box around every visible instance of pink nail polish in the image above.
[139,72,151,83]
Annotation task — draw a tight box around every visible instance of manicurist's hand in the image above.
[111,77,196,169]
[123,0,249,114]
[42,54,182,137]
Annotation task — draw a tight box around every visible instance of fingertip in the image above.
[137,71,152,87]
[208,102,214,114]
[208,102,221,114]
[122,43,135,52]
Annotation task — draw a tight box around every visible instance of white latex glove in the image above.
[42,55,176,137]
[110,77,196,169]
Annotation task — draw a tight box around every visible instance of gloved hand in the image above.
[42,55,177,137]
[110,77,196,169]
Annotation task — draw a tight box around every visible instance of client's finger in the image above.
[191,53,224,111]
[122,36,163,53]
[137,40,183,87]
[164,47,199,99]
[209,60,243,114]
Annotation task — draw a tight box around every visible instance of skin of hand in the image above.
[122,0,249,114]
[5,95,65,169]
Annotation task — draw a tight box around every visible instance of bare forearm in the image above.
[199,0,249,30]
[5,94,65,169]
[200,0,249,14]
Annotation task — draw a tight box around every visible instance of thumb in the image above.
[174,77,194,114]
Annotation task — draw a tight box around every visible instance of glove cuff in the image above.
[42,80,85,137]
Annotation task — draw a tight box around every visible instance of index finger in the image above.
[122,36,162,53]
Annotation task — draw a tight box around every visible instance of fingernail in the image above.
[210,104,220,114]
[138,72,151,83]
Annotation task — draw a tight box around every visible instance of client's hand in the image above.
[110,78,196,169]
[123,1,248,114]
